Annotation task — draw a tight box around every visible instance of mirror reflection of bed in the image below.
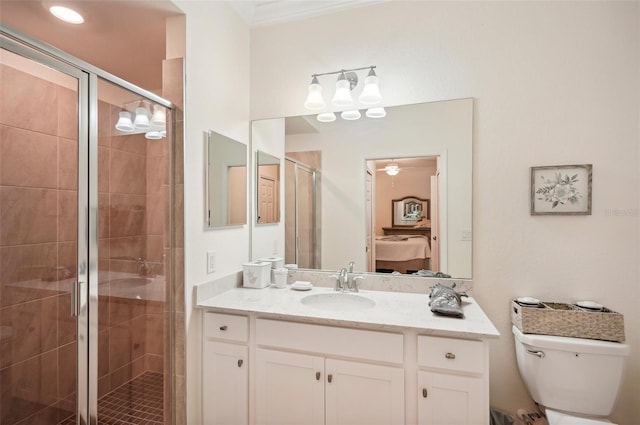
[370,156,440,275]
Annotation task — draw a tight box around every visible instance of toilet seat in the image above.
[546,409,613,425]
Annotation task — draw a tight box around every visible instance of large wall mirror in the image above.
[256,150,281,224]
[205,130,247,228]
[250,98,472,278]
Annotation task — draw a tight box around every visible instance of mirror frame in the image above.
[205,130,248,229]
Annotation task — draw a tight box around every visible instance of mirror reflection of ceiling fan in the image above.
[376,158,432,176]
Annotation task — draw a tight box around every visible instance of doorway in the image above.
[1,28,175,425]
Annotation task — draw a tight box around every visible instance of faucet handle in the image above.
[329,274,341,291]
[351,275,365,292]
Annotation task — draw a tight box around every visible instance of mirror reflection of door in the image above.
[430,168,441,271]
[366,169,374,272]
[256,151,281,224]
[258,174,277,223]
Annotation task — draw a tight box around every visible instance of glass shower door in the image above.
[94,79,170,425]
[0,40,88,425]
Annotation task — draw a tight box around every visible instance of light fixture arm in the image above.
[310,65,376,79]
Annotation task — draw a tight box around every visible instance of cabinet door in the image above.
[255,349,325,425]
[202,341,248,425]
[325,359,405,425]
[418,371,486,425]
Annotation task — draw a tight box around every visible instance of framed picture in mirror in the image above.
[392,196,430,226]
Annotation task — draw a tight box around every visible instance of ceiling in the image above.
[228,0,388,27]
[0,0,382,91]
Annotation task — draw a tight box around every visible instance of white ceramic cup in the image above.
[273,268,288,288]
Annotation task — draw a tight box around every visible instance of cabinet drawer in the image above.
[417,335,484,375]
[204,312,248,342]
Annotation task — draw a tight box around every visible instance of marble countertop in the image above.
[197,285,499,339]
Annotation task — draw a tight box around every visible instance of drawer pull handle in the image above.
[327,374,333,383]
[445,352,456,360]
[219,325,228,331]
[316,372,321,381]
[237,359,243,367]
[422,388,428,398]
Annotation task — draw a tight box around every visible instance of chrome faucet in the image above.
[332,264,364,293]
[338,267,348,291]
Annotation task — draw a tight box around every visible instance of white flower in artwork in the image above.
[536,173,583,208]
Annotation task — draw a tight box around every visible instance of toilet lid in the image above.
[546,409,613,425]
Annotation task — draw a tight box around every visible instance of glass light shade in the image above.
[317,112,336,122]
[304,80,325,110]
[145,131,163,140]
[366,107,386,118]
[133,107,151,130]
[115,111,134,132]
[385,163,400,176]
[332,79,354,107]
[151,106,166,126]
[50,6,84,24]
[359,75,382,105]
[341,110,361,121]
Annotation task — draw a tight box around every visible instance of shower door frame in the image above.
[0,25,175,425]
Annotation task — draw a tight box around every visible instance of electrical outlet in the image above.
[207,251,216,274]
[461,230,472,241]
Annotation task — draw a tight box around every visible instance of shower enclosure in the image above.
[284,157,319,269]
[1,27,175,425]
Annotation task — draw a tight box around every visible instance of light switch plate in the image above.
[207,251,216,274]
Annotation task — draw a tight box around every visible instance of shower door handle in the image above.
[71,280,83,317]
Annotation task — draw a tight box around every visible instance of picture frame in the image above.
[530,164,592,215]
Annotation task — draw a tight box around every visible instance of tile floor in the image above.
[58,371,164,425]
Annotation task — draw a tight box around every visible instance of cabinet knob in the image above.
[327,374,333,383]
[219,325,228,331]
[422,388,428,398]
[316,371,321,381]
[445,352,456,359]
[237,359,243,367]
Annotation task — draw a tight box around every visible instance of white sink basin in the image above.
[301,292,376,312]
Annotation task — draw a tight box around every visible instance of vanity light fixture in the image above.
[316,112,336,123]
[304,76,325,110]
[366,107,386,118]
[341,109,361,121]
[49,5,84,24]
[114,100,166,139]
[304,65,383,121]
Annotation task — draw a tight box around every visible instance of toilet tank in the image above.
[513,326,629,417]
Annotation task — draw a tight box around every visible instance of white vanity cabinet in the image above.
[255,319,405,425]
[198,288,497,425]
[416,335,489,425]
[202,312,249,425]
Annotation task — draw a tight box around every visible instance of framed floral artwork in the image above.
[530,164,592,215]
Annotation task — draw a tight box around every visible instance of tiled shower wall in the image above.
[0,63,169,424]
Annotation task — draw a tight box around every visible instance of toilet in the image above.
[513,326,630,425]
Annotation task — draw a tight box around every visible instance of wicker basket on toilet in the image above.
[511,300,625,343]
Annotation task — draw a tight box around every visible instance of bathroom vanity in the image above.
[197,284,499,425]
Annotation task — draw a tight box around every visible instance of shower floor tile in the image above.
[58,371,164,425]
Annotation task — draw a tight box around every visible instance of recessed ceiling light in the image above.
[49,5,84,24]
